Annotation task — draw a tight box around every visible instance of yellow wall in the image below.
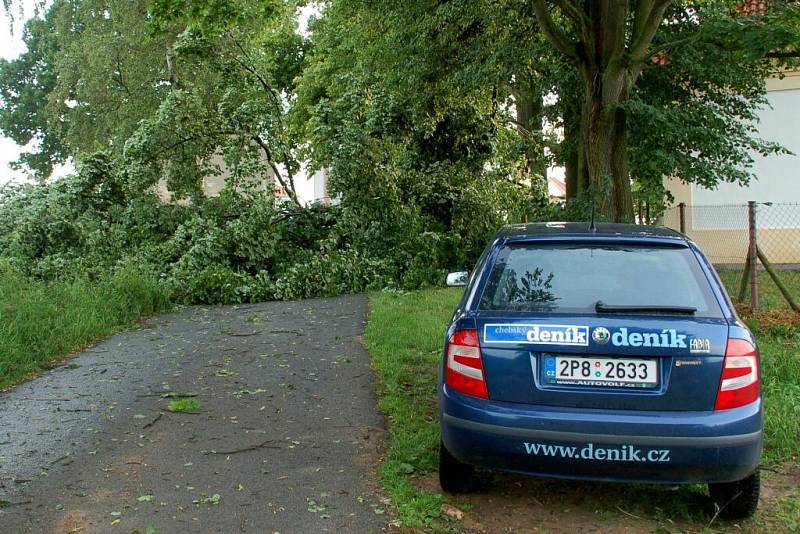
[665,176,692,206]
[681,228,800,266]
[153,151,275,203]
[766,69,800,92]
[662,200,800,265]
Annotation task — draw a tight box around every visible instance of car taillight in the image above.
[715,339,760,411]
[445,329,489,400]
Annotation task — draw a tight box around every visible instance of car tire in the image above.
[709,469,760,519]
[439,440,475,493]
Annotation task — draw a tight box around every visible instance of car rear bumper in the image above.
[440,386,763,485]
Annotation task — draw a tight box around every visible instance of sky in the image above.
[0,2,39,187]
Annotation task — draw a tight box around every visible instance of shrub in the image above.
[0,151,543,304]
[273,248,395,300]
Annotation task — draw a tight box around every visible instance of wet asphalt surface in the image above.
[0,295,389,533]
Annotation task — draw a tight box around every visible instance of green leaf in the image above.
[398,462,416,474]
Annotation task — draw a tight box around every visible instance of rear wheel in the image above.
[439,440,475,493]
[709,470,760,519]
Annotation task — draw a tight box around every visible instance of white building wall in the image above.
[684,73,800,231]
[692,87,800,209]
[312,168,327,203]
[294,166,330,206]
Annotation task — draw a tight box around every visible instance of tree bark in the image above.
[581,66,633,221]
[532,0,671,222]
[579,1,634,221]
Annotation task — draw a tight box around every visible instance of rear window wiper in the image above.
[594,301,697,315]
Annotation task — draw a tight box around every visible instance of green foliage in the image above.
[758,329,800,463]
[0,147,528,304]
[0,15,66,177]
[148,0,279,35]
[0,260,169,389]
[167,398,201,412]
[293,2,545,275]
[294,0,547,230]
[2,0,798,305]
[293,0,800,220]
[273,248,394,301]
[0,0,307,202]
[185,264,253,305]
[0,0,174,178]
[627,2,796,206]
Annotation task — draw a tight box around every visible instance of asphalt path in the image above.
[0,295,389,533]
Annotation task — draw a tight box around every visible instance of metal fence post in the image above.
[748,201,759,313]
[679,202,686,234]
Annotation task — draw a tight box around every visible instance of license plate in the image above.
[543,355,658,388]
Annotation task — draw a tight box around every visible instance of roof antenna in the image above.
[589,199,597,233]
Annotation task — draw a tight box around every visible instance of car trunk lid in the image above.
[477,314,728,411]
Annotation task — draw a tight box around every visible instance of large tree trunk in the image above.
[581,0,635,222]
[531,0,670,223]
[581,67,633,222]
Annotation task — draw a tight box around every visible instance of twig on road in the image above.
[48,453,71,467]
[203,439,280,455]
[0,500,33,507]
[270,329,304,336]
[229,331,263,337]
[142,412,163,429]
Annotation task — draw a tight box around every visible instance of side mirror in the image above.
[445,271,469,287]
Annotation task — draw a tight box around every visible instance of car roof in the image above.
[495,222,686,241]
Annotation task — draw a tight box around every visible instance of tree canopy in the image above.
[3,0,798,212]
[532,0,799,219]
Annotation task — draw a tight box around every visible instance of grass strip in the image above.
[0,264,170,389]
[364,288,462,531]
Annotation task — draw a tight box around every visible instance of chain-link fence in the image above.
[662,202,800,313]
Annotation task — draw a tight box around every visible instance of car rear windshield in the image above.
[479,243,723,317]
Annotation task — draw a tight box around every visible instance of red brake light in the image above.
[715,339,760,410]
[445,329,489,399]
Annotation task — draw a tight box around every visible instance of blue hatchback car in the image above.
[439,222,762,518]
